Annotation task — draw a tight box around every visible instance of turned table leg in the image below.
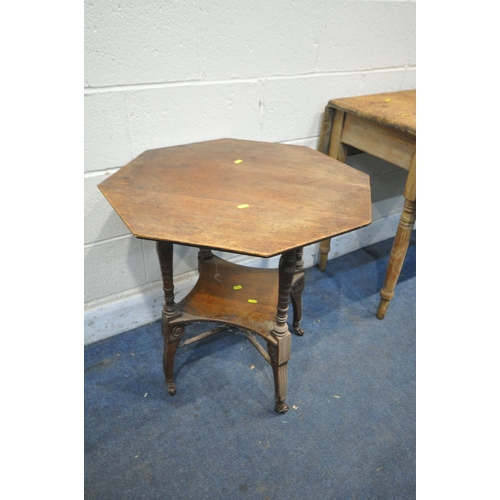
[156,241,183,394]
[198,246,214,270]
[291,247,305,336]
[268,249,296,414]
[318,239,331,272]
[318,109,348,271]
[377,155,416,319]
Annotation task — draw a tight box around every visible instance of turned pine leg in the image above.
[318,239,331,272]
[318,109,348,272]
[156,241,183,394]
[268,249,296,414]
[377,156,416,319]
[291,247,305,336]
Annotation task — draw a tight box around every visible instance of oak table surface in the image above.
[317,90,416,320]
[99,138,371,257]
[98,138,372,413]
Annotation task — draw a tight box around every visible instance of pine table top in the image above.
[329,89,416,136]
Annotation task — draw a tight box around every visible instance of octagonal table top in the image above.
[98,138,371,257]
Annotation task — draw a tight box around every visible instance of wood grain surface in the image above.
[329,89,416,136]
[99,138,372,257]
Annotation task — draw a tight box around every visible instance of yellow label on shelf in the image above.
[247,299,257,304]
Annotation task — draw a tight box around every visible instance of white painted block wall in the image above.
[84,0,416,344]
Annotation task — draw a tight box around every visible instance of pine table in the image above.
[317,90,416,319]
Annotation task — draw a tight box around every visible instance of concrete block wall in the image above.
[84,0,416,344]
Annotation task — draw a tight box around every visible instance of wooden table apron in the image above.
[317,90,416,319]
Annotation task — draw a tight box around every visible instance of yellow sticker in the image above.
[402,113,410,116]
[248,299,258,304]
[234,159,243,164]
[233,285,242,290]
[237,204,250,209]
[385,98,391,102]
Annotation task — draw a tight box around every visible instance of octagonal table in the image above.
[98,138,371,413]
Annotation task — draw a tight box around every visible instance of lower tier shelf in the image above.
[178,256,279,338]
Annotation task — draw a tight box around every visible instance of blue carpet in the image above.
[85,232,416,499]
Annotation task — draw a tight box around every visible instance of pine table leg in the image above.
[318,109,348,272]
[377,155,416,319]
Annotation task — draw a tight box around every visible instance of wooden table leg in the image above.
[157,241,184,394]
[376,155,416,319]
[318,239,331,272]
[318,109,348,271]
[291,247,305,336]
[198,246,214,269]
[162,324,186,395]
[268,249,296,414]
